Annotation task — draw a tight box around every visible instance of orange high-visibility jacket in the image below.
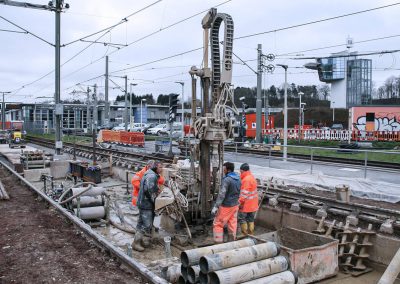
[131,167,165,206]
[239,171,258,213]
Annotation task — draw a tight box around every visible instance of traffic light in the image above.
[168,93,179,123]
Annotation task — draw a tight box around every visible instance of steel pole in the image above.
[124,76,128,131]
[130,84,133,129]
[181,83,184,138]
[1,92,5,130]
[105,56,109,124]
[54,0,62,155]
[93,84,98,135]
[86,87,91,133]
[298,94,301,142]
[140,99,143,125]
[256,44,262,143]
[283,67,288,160]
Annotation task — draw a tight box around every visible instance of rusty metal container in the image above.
[258,227,338,284]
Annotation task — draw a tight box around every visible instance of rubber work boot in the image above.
[227,233,236,242]
[248,222,255,235]
[132,231,145,252]
[241,223,249,236]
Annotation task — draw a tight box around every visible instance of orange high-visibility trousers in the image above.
[213,205,239,243]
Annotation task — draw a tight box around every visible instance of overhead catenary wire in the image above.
[10,0,232,98]
[62,0,163,47]
[0,28,27,34]
[9,1,400,101]
[291,49,400,60]
[70,1,399,87]
[0,15,54,46]
[234,2,400,41]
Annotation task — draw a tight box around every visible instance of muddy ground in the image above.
[0,167,148,284]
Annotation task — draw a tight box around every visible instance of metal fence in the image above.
[24,121,54,135]
[227,141,400,179]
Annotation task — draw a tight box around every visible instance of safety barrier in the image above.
[99,130,144,147]
[262,129,400,141]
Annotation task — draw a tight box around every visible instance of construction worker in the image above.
[238,163,258,236]
[131,160,165,207]
[211,162,241,243]
[132,161,163,252]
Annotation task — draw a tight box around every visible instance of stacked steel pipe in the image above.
[173,239,297,284]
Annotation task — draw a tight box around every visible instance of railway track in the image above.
[260,185,400,231]
[0,161,167,284]
[26,136,400,231]
[225,145,400,170]
[27,136,173,169]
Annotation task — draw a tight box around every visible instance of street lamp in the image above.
[298,91,304,142]
[140,99,146,126]
[276,64,288,160]
[129,83,137,130]
[175,81,184,138]
[239,96,246,141]
[1,91,11,130]
[332,101,335,122]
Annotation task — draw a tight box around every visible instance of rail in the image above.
[0,159,168,284]
[225,142,400,178]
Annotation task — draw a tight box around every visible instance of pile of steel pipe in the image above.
[171,239,297,284]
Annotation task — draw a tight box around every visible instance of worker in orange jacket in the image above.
[131,160,165,206]
[211,162,241,243]
[238,163,258,235]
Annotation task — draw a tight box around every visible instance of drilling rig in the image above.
[189,8,238,220]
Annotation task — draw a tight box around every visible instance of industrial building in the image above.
[305,51,372,109]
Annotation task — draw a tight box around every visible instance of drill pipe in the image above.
[199,242,280,273]
[181,238,256,267]
[208,256,289,284]
[241,270,297,284]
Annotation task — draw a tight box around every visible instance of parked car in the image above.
[143,123,157,134]
[159,122,182,136]
[331,123,344,130]
[130,123,146,132]
[147,124,167,135]
[112,123,127,131]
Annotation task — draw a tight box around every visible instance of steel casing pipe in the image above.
[241,270,297,284]
[199,242,280,273]
[181,238,256,267]
[208,256,289,284]
[187,265,201,283]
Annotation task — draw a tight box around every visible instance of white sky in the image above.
[1,0,400,103]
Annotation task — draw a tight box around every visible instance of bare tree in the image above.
[318,84,330,100]
[377,86,385,99]
[384,76,396,98]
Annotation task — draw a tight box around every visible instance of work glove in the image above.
[211,206,218,217]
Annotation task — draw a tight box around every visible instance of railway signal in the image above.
[168,94,179,123]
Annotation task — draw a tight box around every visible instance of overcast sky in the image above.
[1,0,400,103]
